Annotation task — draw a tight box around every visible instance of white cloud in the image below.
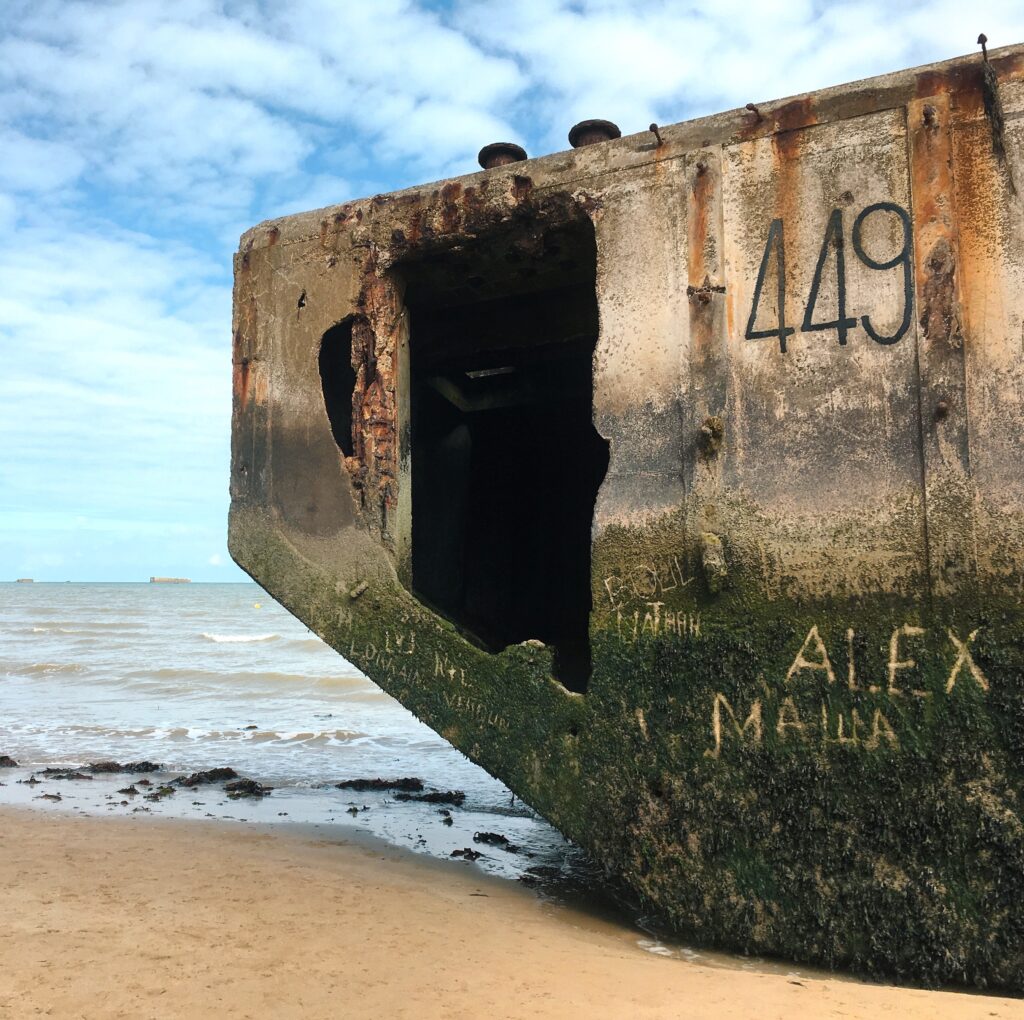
[455,0,1024,151]
[0,130,86,193]
[0,217,229,526]
[0,0,525,214]
[2,0,1022,223]
[1,0,1022,580]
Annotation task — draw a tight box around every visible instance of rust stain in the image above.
[318,205,362,250]
[346,267,400,535]
[949,120,1009,352]
[439,181,463,234]
[915,51,1023,104]
[232,283,259,411]
[512,175,533,202]
[915,69,953,100]
[688,162,711,271]
[992,50,1024,81]
[773,98,816,142]
[771,105,812,244]
[734,96,816,147]
[918,238,961,349]
[407,209,423,245]
[951,64,986,119]
[909,96,962,350]
[460,184,485,222]
[232,342,250,410]
[687,159,715,355]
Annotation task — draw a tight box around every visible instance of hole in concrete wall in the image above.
[403,212,608,693]
[319,318,357,458]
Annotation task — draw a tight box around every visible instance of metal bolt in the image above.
[568,119,621,148]
[935,400,950,421]
[922,104,938,127]
[649,123,664,146]
[978,32,989,62]
[477,142,527,169]
[745,102,763,123]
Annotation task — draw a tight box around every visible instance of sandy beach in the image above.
[0,807,1019,1020]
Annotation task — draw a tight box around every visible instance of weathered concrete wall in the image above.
[230,44,1024,988]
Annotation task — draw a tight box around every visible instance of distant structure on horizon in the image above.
[15,578,33,583]
[149,577,191,584]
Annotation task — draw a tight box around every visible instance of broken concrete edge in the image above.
[237,42,1024,254]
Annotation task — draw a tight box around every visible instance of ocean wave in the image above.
[280,636,329,650]
[200,632,280,643]
[311,674,376,689]
[124,667,329,684]
[25,724,370,744]
[26,621,144,632]
[16,662,89,676]
[246,729,368,744]
[52,723,160,738]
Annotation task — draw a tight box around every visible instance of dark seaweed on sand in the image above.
[395,790,465,806]
[176,768,239,787]
[335,777,424,793]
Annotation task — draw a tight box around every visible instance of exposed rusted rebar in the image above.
[978,32,1017,194]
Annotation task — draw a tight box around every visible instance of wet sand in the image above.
[0,807,1020,1019]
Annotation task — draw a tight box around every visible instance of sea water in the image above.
[0,581,584,881]
[0,582,826,974]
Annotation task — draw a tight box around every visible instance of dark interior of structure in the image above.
[319,318,356,458]
[401,213,608,692]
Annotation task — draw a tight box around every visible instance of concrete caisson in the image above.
[230,44,1024,988]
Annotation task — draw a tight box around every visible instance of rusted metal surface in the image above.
[568,119,621,147]
[477,142,527,168]
[229,44,1024,988]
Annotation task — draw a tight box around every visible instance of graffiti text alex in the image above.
[705,623,988,759]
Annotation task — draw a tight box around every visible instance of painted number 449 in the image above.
[745,202,914,354]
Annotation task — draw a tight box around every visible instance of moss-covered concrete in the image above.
[231,503,1024,989]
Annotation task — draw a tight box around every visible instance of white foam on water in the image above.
[0,580,578,870]
[200,632,280,643]
[20,662,88,675]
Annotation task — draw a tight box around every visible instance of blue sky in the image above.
[2,0,1022,582]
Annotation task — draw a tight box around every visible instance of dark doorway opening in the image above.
[319,318,357,458]
[403,214,608,692]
